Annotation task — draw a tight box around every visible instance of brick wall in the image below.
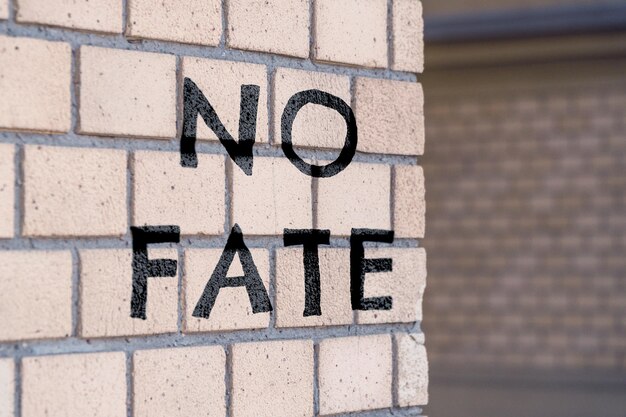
[0,1,427,416]
[423,61,626,374]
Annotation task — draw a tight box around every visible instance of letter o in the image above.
[281,89,357,178]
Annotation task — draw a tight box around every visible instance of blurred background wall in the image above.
[421,1,626,416]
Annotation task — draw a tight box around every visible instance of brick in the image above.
[22,352,126,417]
[275,248,352,328]
[392,0,424,73]
[317,162,390,236]
[355,77,424,155]
[79,46,176,139]
[314,0,387,68]
[227,0,309,58]
[0,359,14,417]
[232,157,312,235]
[16,0,123,33]
[394,165,425,238]
[0,36,71,133]
[133,151,225,236]
[23,145,127,237]
[133,346,226,417]
[80,249,178,338]
[319,335,392,415]
[0,144,14,238]
[127,0,220,45]
[396,333,428,406]
[273,68,351,149]
[232,340,314,417]
[182,57,268,143]
[184,248,270,332]
[357,248,426,324]
[0,251,72,342]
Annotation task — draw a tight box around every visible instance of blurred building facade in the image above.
[421,1,626,416]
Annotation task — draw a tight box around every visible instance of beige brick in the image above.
[319,335,392,415]
[184,248,270,332]
[0,359,14,417]
[396,333,428,406]
[317,162,390,236]
[133,151,225,236]
[183,57,268,143]
[133,346,226,417]
[394,165,426,238]
[275,248,352,328]
[22,352,126,417]
[227,0,309,58]
[357,248,426,324]
[23,145,127,237]
[392,0,424,73]
[0,1,7,19]
[0,144,14,238]
[79,46,176,139]
[232,340,314,417]
[273,68,351,149]
[0,36,71,133]
[17,0,123,33]
[314,0,387,68]
[355,77,424,155]
[127,0,219,46]
[80,249,178,337]
[0,251,72,342]
[232,157,312,235]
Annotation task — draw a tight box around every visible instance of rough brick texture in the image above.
[319,335,393,415]
[392,0,424,73]
[0,359,14,417]
[394,165,426,238]
[396,333,429,406]
[232,340,314,417]
[0,36,71,133]
[317,161,391,236]
[0,251,72,342]
[232,157,312,235]
[127,0,221,45]
[22,352,127,417]
[17,0,123,33]
[23,145,127,237]
[0,2,426,415]
[355,77,425,155]
[79,46,177,139]
[133,151,225,235]
[314,0,388,68]
[227,0,309,58]
[183,57,269,143]
[80,249,179,337]
[133,346,226,417]
[0,144,14,238]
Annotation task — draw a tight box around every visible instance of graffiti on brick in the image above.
[131,78,394,320]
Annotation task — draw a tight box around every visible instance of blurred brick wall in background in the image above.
[422,60,626,373]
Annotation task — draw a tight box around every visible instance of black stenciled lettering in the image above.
[192,224,272,319]
[281,89,357,178]
[130,225,180,320]
[283,228,331,317]
[350,228,394,311]
[181,77,260,175]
